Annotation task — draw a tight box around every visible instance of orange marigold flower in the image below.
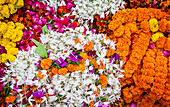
[79,64,86,72]
[33,97,43,104]
[156,36,166,49]
[114,25,125,37]
[58,68,68,75]
[5,96,16,103]
[37,72,45,79]
[51,67,58,75]
[67,64,74,72]
[164,38,170,51]
[89,101,94,107]
[106,48,115,57]
[84,42,94,52]
[159,19,167,32]
[100,74,107,88]
[73,64,80,71]
[40,58,52,70]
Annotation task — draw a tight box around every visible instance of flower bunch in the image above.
[0,0,24,20]
[2,26,124,106]
[0,21,24,63]
[108,8,170,106]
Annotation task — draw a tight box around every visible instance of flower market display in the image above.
[0,0,170,107]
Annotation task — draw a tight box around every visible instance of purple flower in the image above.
[56,57,68,67]
[32,89,44,99]
[67,53,83,62]
[88,66,94,74]
[110,53,120,64]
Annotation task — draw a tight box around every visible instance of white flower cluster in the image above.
[41,0,66,11]
[72,0,126,22]
[4,26,124,106]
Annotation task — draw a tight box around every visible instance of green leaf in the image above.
[48,18,52,22]
[94,69,99,74]
[75,61,80,65]
[96,80,101,85]
[14,5,17,10]
[89,62,94,66]
[90,25,93,29]
[100,97,106,102]
[50,23,55,29]
[67,59,72,64]
[32,39,48,58]
[42,25,49,35]
[115,103,119,106]
[75,51,81,55]
[137,25,141,30]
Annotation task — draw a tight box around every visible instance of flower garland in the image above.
[108,8,170,106]
[0,0,24,20]
[1,26,124,106]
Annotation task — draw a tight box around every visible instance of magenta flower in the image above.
[32,89,44,99]
[56,57,68,67]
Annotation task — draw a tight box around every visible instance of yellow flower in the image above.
[3,28,14,38]
[0,53,8,63]
[0,22,7,35]
[15,0,24,8]
[15,22,24,30]
[0,0,6,4]
[12,30,23,42]
[9,0,17,4]
[1,38,10,46]
[149,18,159,32]
[168,37,170,42]
[7,48,18,55]
[7,54,16,62]
[8,4,17,14]
[7,21,15,29]
[5,42,16,50]
[151,32,164,42]
[0,5,10,18]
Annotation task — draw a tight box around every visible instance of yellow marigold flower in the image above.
[0,0,6,4]
[0,22,7,35]
[3,28,14,38]
[149,18,159,32]
[9,0,17,4]
[7,48,18,55]
[7,54,16,62]
[7,21,15,29]
[40,58,52,70]
[5,42,16,50]
[9,29,17,40]
[16,0,24,8]
[15,22,24,30]
[8,4,17,14]
[12,30,23,42]
[151,32,164,42]
[0,53,8,63]
[1,5,10,18]
[1,38,10,47]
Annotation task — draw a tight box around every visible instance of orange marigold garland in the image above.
[108,8,170,106]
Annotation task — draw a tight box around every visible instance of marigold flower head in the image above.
[151,32,164,42]
[51,67,58,75]
[100,74,107,88]
[58,68,68,75]
[5,96,15,103]
[84,42,94,52]
[149,18,159,32]
[40,58,52,70]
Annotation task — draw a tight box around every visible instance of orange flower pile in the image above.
[108,8,170,106]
